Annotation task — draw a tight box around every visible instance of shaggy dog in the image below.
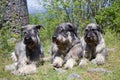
[5,25,44,75]
[79,23,108,66]
[50,22,83,69]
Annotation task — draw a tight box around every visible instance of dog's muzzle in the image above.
[24,35,33,45]
[86,35,93,41]
[85,31,96,43]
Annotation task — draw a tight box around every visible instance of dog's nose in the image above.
[87,36,91,39]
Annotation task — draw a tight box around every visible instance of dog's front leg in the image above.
[79,58,89,67]
[91,43,107,65]
[79,50,89,67]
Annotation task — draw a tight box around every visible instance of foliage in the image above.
[95,0,120,33]
[0,0,6,28]
[41,0,113,27]
[29,0,119,42]
[0,24,15,54]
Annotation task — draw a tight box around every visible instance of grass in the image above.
[0,30,120,80]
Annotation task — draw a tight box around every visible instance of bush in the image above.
[95,0,120,33]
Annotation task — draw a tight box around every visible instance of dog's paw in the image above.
[11,69,31,75]
[5,65,14,71]
[79,58,89,67]
[5,63,18,71]
[91,59,97,64]
[11,69,27,75]
[11,65,37,75]
[11,70,28,75]
[53,57,63,68]
[64,59,77,69]
[11,70,21,75]
[91,54,105,65]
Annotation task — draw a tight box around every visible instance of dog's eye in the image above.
[85,29,88,32]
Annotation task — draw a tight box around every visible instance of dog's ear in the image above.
[97,25,102,33]
[67,23,77,35]
[97,25,105,34]
[35,25,45,30]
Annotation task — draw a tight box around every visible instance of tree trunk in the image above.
[3,0,29,28]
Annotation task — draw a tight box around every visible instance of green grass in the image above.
[0,30,120,80]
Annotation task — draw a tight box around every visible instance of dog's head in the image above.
[21,25,43,48]
[52,23,78,49]
[84,23,102,46]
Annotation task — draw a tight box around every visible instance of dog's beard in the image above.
[24,36,38,48]
[53,35,72,50]
[84,33,99,46]
[85,37,97,43]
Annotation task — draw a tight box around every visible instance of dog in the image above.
[5,25,44,75]
[49,22,83,69]
[79,23,108,66]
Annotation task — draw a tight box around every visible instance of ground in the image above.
[0,31,120,80]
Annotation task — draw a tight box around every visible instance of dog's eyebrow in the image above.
[88,26,92,29]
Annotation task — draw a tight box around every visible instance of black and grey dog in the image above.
[5,25,44,75]
[79,23,108,66]
[49,22,83,69]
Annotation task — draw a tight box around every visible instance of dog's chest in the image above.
[26,47,41,61]
[85,45,97,59]
[58,48,68,56]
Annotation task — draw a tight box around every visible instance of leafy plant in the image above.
[95,0,120,34]
[0,0,6,28]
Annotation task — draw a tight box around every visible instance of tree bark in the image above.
[3,0,29,28]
